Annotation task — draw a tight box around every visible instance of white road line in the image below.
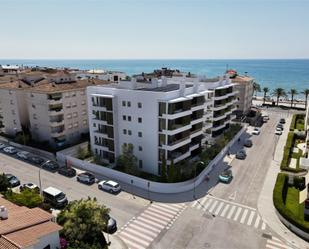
[271,237,282,242]
[261,222,266,230]
[267,239,292,249]
[214,202,224,216]
[140,213,167,227]
[152,205,178,216]
[247,210,255,226]
[171,203,185,208]
[125,227,154,242]
[129,223,158,238]
[147,206,175,219]
[133,219,161,233]
[207,195,256,211]
[220,204,230,217]
[119,235,146,249]
[143,210,170,222]
[265,244,279,249]
[203,198,213,211]
[191,200,198,208]
[240,209,248,224]
[208,200,218,213]
[227,205,236,219]
[120,231,149,247]
[233,207,242,221]
[197,197,209,210]
[254,214,261,229]
[155,203,181,212]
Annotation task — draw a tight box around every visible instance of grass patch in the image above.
[290,114,305,131]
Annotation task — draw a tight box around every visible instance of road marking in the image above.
[152,204,178,215]
[206,195,256,211]
[203,198,213,211]
[233,207,242,221]
[197,197,209,210]
[261,221,266,230]
[228,191,237,201]
[120,231,149,247]
[214,202,224,216]
[143,210,170,222]
[155,203,181,212]
[247,210,255,226]
[227,205,236,219]
[125,227,154,242]
[140,213,167,226]
[208,200,218,213]
[254,214,261,229]
[191,200,198,208]
[119,235,145,249]
[147,206,175,219]
[128,223,158,238]
[133,219,161,233]
[266,237,294,249]
[240,209,248,224]
[220,204,230,217]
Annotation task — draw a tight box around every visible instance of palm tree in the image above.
[253,82,261,97]
[301,88,309,109]
[272,88,286,106]
[289,88,298,108]
[262,87,269,104]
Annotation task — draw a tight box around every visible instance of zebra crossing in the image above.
[265,236,295,249]
[117,202,186,249]
[191,195,267,230]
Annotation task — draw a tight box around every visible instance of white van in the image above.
[43,187,68,208]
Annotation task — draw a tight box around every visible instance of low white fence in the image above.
[56,141,88,165]
[57,127,246,194]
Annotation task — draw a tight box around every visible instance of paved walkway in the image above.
[258,115,309,249]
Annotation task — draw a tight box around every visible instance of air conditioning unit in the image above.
[0,206,8,220]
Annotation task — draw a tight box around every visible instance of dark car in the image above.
[20,183,40,193]
[279,118,286,124]
[244,139,253,148]
[236,149,247,160]
[5,174,20,187]
[103,214,117,234]
[77,172,95,185]
[58,167,76,177]
[29,155,45,165]
[277,123,284,130]
[42,160,60,172]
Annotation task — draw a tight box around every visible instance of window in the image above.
[72,102,77,107]
[9,90,12,95]
[11,110,15,115]
[138,117,142,123]
[68,124,73,129]
[10,100,14,105]
[32,104,36,109]
[74,122,78,127]
[93,123,96,127]
[66,103,71,108]
[33,114,37,120]
[138,131,142,137]
[138,102,142,108]
[71,92,76,97]
[83,120,87,125]
[81,100,86,105]
[128,116,132,121]
[67,114,72,119]
[73,112,78,117]
[82,110,87,115]
[122,101,126,107]
[123,129,127,135]
[139,146,143,151]
[122,115,126,121]
[127,101,131,107]
[13,120,16,125]
[139,160,143,169]
[128,130,132,135]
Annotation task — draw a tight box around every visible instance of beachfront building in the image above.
[75,69,127,82]
[87,78,213,175]
[0,70,110,148]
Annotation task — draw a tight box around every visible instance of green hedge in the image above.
[290,115,297,131]
[290,114,305,131]
[273,173,309,233]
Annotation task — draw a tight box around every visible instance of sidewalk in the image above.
[107,234,128,249]
[258,116,309,249]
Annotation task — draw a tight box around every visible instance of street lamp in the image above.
[39,161,50,197]
[193,161,204,199]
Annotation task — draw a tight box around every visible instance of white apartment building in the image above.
[87,78,213,175]
[75,69,127,82]
[0,71,110,148]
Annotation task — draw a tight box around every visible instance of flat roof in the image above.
[137,83,193,92]
[43,186,63,196]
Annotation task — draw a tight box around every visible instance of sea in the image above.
[1,59,309,98]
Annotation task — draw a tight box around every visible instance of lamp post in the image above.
[39,161,50,197]
[193,161,204,199]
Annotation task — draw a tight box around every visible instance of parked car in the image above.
[42,160,59,172]
[0,143,6,149]
[275,129,282,135]
[3,146,17,154]
[16,151,30,160]
[98,180,121,193]
[276,123,284,130]
[43,186,68,208]
[103,214,117,233]
[244,139,253,148]
[279,118,286,124]
[28,155,45,165]
[236,149,247,160]
[58,167,76,177]
[20,183,40,192]
[252,128,260,135]
[5,174,20,187]
[77,172,95,185]
[219,169,233,183]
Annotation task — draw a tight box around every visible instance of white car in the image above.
[275,129,282,135]
[98,180,121,193]
[0,143,6,149]
[3,146,17,154]
[252,128,261,135]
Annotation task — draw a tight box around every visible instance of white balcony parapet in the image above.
[51,131,65,138]
[214,91,237,101]
[212,120,230,131]
[50,120,64,127]
[167,150,191,164]
[49,110,64,116]
[163,136,191,151]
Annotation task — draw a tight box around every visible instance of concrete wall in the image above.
[9,141,55,160]
[57,126,245,194]
[32,231,61,249]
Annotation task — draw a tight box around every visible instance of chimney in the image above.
[0,206,8,220]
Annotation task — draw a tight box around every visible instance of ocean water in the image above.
[1,59,309,97]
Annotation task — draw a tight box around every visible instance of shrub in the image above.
[4,189,43,208]
[0,174,10,193]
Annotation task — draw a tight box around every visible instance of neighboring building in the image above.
[0,196,62,249]
[75,69,127,82]
[87,78,213,175]
[0,70,110,148]
[0,64,21,75]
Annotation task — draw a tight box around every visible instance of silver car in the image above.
[98,180,121,193]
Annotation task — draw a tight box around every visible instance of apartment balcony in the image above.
[213,99,236,111]
[214,91,237,101]
[190,128,203,139]
[162,123,192,136]
[167,150,191,164]
[50,120,65,127]
[49,109,64,116]
[212,120,230,132]
[204,121,213,130]
[190,143,200,152]
[163,109,192,120]
[92,105,111,113]
[191,116,204,125]
[191,103,205,112]
[48,98,63,105]
[51,130,65,138]
[163,136,191,151]
[93,143,114,153]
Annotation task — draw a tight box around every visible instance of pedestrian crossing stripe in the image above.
[191,196,267,231]
[265,236,295,249]
[118,202,186,249]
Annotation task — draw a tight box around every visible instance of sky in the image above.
[0,0,308,59]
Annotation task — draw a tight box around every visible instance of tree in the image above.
[289,88,298,108]
[57,198,109,248]
[262,87,269,104]
[272,88,286,106]
[160,157,167,182]
[4,189,43,208]
[116,143,138,175]
[301,89,309,109]
[0,174,10,193]
[253,82,261,97]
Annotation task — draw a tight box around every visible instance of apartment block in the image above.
[87,78,213,175]
[75,69,127,82]
[0,70,110,148]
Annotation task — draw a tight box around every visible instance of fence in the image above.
[57,127,246,194]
